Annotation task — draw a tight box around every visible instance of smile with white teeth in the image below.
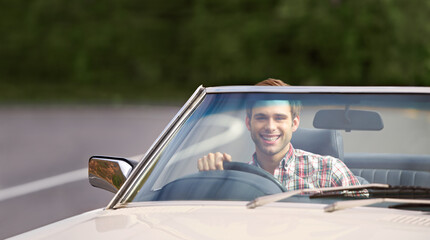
[261,135,280,142]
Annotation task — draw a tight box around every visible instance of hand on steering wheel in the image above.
[197,152,232,171]
[197,152,286,192]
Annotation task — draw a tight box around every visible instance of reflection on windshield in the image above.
[129,93,430,203]
[152,114,247,190]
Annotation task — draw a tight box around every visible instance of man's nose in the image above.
[265,118,276,131]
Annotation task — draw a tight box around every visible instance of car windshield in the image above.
[125,90,430,204]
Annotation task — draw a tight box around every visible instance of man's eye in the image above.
[255,116,267,120]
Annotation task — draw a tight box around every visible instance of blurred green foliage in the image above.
[1,0,429,103]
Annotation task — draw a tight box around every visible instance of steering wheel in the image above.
[223,162,287,192]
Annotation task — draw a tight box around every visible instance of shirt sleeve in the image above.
[331,159,361,186]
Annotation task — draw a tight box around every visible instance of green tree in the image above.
[0,0,429,103]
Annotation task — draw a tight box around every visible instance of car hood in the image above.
[11,201,430,240]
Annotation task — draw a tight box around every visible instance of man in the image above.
[197,79,361,191]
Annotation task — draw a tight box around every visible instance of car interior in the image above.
[292,128,430,188]
[132,93,430,203]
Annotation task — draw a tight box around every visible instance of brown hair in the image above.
[247,78,301,120]
[255,78,290,86]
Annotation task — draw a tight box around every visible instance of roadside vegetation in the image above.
[1,0,429,103]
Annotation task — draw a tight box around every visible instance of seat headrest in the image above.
[291,128,344,160]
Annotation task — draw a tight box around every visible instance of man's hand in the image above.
[197,152,232,171]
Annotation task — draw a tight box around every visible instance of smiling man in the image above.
[246,100,299,174]
[197,79,361,190]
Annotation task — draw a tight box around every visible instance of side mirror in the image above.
[88,156,137,193]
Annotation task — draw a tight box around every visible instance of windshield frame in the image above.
[107,85,430,209]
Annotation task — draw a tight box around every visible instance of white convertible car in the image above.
[10,85,430,239]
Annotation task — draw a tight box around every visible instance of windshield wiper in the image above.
[311,185,430,199]
[246,183,388,209]
[324,198,430,212]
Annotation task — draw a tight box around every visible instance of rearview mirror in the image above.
[313,109,384,132]
[88,156,136,193]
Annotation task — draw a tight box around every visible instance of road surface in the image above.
[0,105,180,239]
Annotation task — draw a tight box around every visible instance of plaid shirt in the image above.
[249,143,361,191]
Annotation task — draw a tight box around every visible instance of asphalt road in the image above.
[0,105,180,239]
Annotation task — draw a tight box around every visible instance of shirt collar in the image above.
[251,143,296,169]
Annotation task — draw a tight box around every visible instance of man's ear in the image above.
[245,116,251,131]
[292,116,300,132]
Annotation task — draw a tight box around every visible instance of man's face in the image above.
[246,102,299,159]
